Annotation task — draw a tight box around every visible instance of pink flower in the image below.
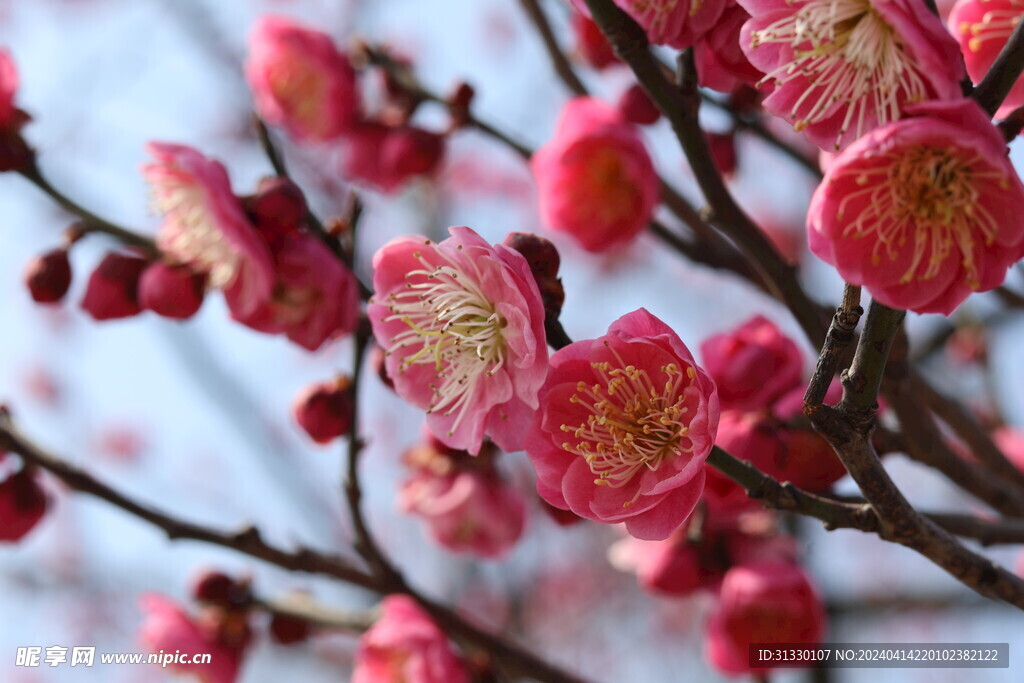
[139,262,206,320]
[369,227,547,454]
[80,251,148,321]
[0,467,47,543]
[400,438,526,558]
[341,121,446,193]
[694,2,762,93]
[525,308,719,540]
[739,0,964,150]
[700,315,803,411]
[246,16,360,141]
[0,48,19,128]
[808,99,1024,315]
[227,232,359,351]
[609,529,711,596]
[612,0,726,49]
[531,97,659,252]
[137,593,246,683]
[353,595,469,683]
[705,562,826,675]
[949,0,1024,116]
[144,143,274,318]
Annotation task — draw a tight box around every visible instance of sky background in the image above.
[1,0,1023,681]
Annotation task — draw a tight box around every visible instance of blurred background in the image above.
[1,0,1023,680]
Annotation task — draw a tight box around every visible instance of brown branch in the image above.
[517,0,588,96]
[804,284,862,408]
[972,18,1024,117]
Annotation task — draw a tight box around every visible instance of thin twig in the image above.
[517,0,588,96]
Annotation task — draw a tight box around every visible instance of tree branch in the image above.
[517,0,588,96]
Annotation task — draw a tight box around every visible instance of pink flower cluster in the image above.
[526,309,719,540]
[246,16,446,193]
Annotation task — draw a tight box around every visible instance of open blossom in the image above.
[706,562,826,675]
[808,99,1024,315]
[246,16,360,141]
[227,232,359,351]
[609,0,726,48]
[700,315,803,411]
[739,0,964,150]
[531,97,659,252]
[353,595,469,683]
[369,227,547,454]
[144,143,274,318]
[525,309,719,540]
[949,0,1024,116]
[138,593,247,683]
[400,435,526,558]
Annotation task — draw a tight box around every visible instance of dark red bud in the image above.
[293,378,354,444]
[617,85,661,126]
[25,248,72,304]
[503,232,564,319]
[139,262,206,320]
[269,613,311,645]
[246,177,308,241]
[80,252,148,321]
[192,571,252,608]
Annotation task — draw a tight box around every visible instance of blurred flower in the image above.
[700,315,803,411]
[144,143,274,318]
[808,99,1024,314]
[0,48,31,171]
[0,466,47,543]
[353,595,469,683]
[246,16,360,141]
[292,377,354,443]
[525,308,719,540]
[694,2,761,93]
[139,262,206,320]
[949,0,1024,116]
[369,227,547,454]
[341,121,446,193]
[571,11,618,70]
[228,232,359,351]
[137,593,248,683]
[400,436,526,558]
[739,0,964,150]
[531,97,659,252]
[243,176,308,243]
[705,562,826,675]
[611,0,725,49]
[80,251,148,321]
[617,84,661,125]
[24,248,72,304]
[0,48,18,127]
[609,528,712,596]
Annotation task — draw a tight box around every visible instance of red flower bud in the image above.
[80,252,148,321]
[192,571,252,608]
[269,613,311,645]
[706,131,738,178]
[139,262,206,320]
[0,467,47,542]
[617,85,661,125]
[24,248,72,304]
[245,177,308,241]
[503,232,564,319]
[293,378,354,444]
[572,13,617,70]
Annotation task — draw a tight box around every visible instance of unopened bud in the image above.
[80,252,148,321]
[24,248,71,304]
[293,377,354,444]
[139,262,206,320]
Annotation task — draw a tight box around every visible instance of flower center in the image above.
[382,245,507,435]
[833,146,1007,287]
[751,0,930,149]
[573,146,641,226]
[559,345,696,500]
[958,2,1024,53]
[152,182,241,288]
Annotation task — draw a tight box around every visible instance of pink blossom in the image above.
[227,232,359,351]
[808,99,1024,315]
[739,0,964,150]
[525,308,719,540]
[353,595,469,683]
[0,467,47,542]
[246,16,360,141]
[694,2,762,93]
[138,262,206,320]
[0,48,19,128]
[400,438,526,558]
[705,562,826,674]
[143,143,274,318]
[949,0,1024,117]
[700,315,803,411]
[369,226,547,454]
[531,97,659,252]
[137,593,246,683]
[80,252,148,321]
[341,121,446,193]
[611,0,726,49]
[608,529,711,596]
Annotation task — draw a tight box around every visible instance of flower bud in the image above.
[269,613,310,645]
[293,378,354,444]
[245,177,307,241]
[139,262,206,320]
[0,467,47,542]
[192,571,252,608]
[24,248,72,304]
[503,232,564,320]
[80,252,148,321]
[706,131,738,178]
[617,85,660,125]
[571,12,617,70]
